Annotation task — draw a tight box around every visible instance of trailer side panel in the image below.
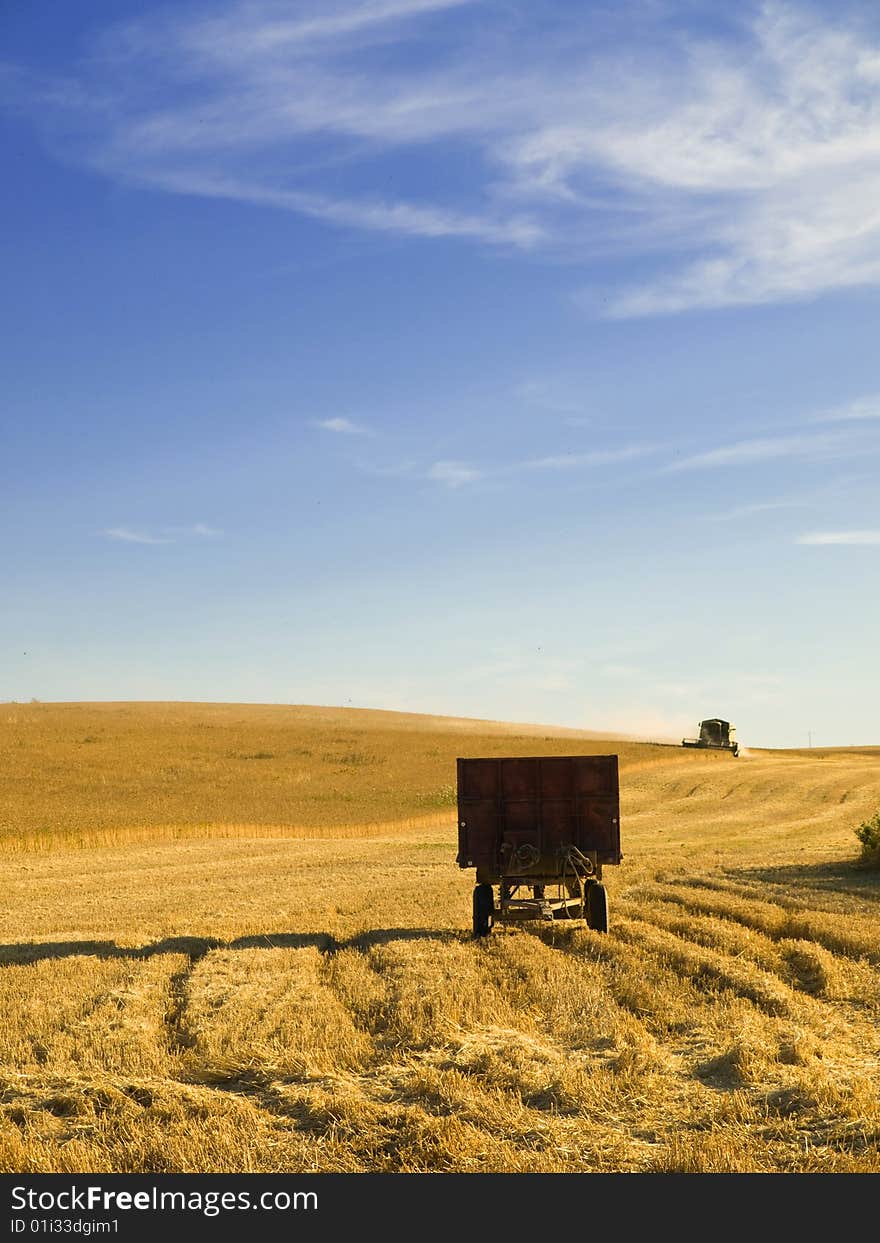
[456,754,621,877]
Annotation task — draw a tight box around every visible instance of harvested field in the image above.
[1,702,879,1172]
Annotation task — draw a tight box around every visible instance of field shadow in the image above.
[0,932,331,966]
[347,928,462,951]
[0,928,462,966]
[727,859,880,903]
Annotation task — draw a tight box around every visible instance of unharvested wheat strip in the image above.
[0,812,455,855]
[0,838,467,948]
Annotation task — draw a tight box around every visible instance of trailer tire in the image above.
[473,884,494,938]
[586,883,608,933]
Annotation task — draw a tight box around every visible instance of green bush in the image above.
[854,810,880,868]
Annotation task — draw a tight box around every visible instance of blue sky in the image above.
[2,0,879,748]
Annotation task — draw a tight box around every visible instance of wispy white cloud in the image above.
[667,430,862,472]
[312,416,371,435]
[17,2,880,311]
[421,443,652,487]
[797,530,880,545]
[142,171,541,247]
[180,0,480,54]
[521,446,654,471]
[102,527,173,545]
[102,523,222,543]
[710,498,810,522]
[812,393,880,423]
[427,460,483,487]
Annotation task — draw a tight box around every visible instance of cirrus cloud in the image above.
[797,530,880,545]
[11,2,880,313]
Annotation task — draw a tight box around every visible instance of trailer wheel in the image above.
[473,884,494,938]
[586,883,608,933]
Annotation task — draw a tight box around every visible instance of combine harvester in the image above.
[456,755,622,938]
[682,718,739,757]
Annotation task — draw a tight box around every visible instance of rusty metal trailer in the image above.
[456,755,622,937]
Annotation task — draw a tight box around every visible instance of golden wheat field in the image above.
[1,701,879,1173]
